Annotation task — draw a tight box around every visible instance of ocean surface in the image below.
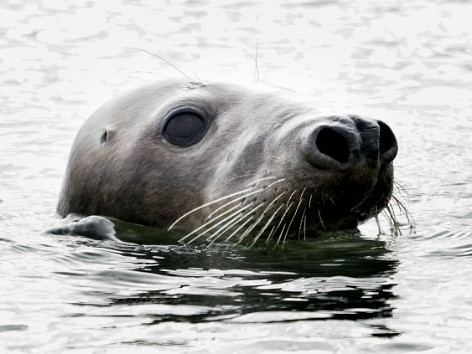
[1,0,472,352]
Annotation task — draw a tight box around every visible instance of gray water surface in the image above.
[1,0,472,353]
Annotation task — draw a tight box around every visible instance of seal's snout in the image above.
[303,116,398,169]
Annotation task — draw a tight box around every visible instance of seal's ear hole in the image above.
[163,111,209,147]
[100,130,108,145]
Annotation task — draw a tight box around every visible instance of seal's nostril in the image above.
[316,127,350,164]
[378,121,398,162]
[100,130,108,145]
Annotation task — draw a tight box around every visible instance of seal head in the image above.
[57,81,398,243]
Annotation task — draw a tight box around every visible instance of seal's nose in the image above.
[377,120,398,163]
[303,116,398,170]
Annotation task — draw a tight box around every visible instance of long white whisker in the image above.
[180,203,254,244]
[244,175,277,187]
[249,203,285,247]
[205,189,262,220]
[270,190,296,235]
[222,217,257,245]
[227,173,276,183]
[318,209,326,230]
[283,188,306,244]
[235,212,267,245]
[274,223,287,249]
[274,199,294,247]
[198,202,243,227]
[266,177,286,189]
[298,207,307,241]
[227,173,258,183]
[205,212,253,248]
[126,47,194,82]
[303,214,307,241]
[266,225,277,243]
[386,204,401,236]
[374,209,384,236]
[391,194,415,227]
[209,203,266,246]
[205,178,285,220]
[234,191,287,245]
[169,187,256,230]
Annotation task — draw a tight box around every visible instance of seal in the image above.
[56,80,399,245]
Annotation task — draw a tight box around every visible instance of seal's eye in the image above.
[163,109,209,147]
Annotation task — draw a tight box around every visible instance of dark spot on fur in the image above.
[100,130,108,145]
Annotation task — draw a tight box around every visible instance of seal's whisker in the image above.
[329,197,336,207]
[249,203,285,247]
[274,223,288,250]
[374,207,385,235]
[169,187,256,230]
[308,194,313,209]
[318,209,326,230]
[393,180,408,194]
[208,178,286,220]
[391,194,415,227]
[275,201,294,247]
[227,173,258,183]
[205,211,255,248]
[234,191,287,246]
[281,225,292,246]
[266,190,296,246]
[265,177,286,189]
[222,217,258,246]
[265,225,277,244]
[303,214,307,241]
[384,205,398,236]
[234,212,265,245]
[385,179,415,234]
[375,214,382,235]
[180,203,255,244]
[298,207,307,240]
[126,47,196,83]
[216,202,266,243]
[205,188,266,220]
[283,188,306,244]
[184,202,253,243]
[206,202,268,248]
[199,203,244,226]
[384,204,401,236]
[244,175,278,188]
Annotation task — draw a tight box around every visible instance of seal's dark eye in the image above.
[163,110,209,147]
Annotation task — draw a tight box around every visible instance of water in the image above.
[1,0,472,352]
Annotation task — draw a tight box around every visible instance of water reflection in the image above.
[72,225,400,336]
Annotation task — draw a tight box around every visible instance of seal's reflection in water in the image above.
[94,220,399,337]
